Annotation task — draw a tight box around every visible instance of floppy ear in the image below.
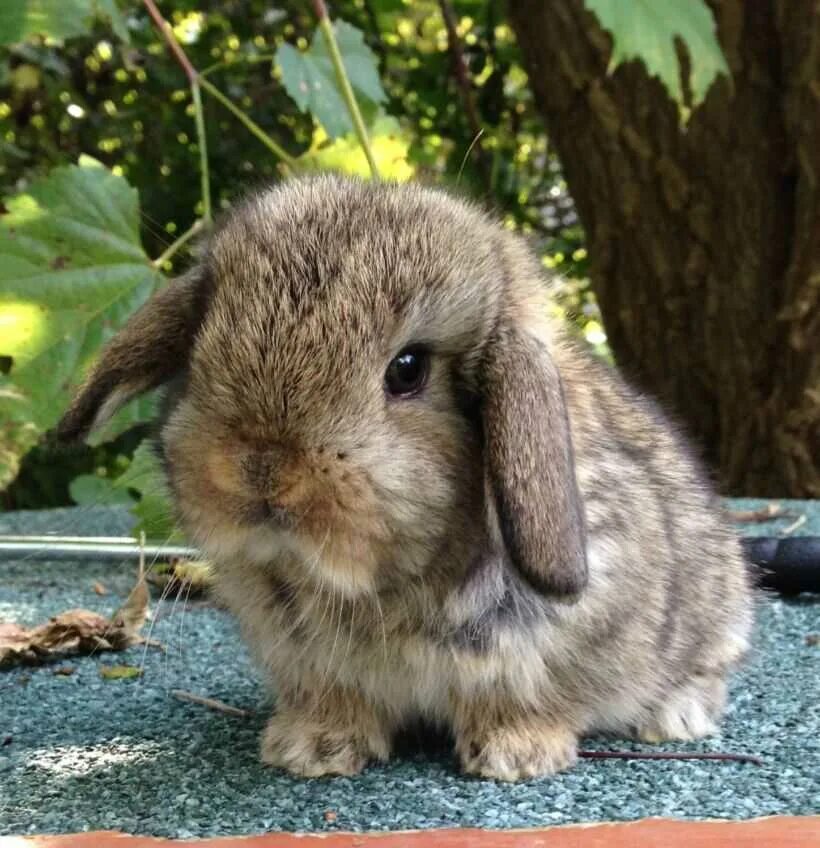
[482,323,588,597]
[56,268,210,442]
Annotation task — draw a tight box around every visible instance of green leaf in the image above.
[0,0,129,46]
[69,473,135,506]
[298,116,413,181]
[67,439,180,540]
[112,441,179,541]
[0,158,163,488]
[99,664,142,680]
[584,0,729,113]
[88,391,158,447]
[368,0,405,12]
[276,20,386,139]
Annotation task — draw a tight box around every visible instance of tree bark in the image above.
[508,0,819,497]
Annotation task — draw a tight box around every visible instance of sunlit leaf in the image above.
[298,116,414,181]
[276,20,387,139]
[0,157,162,488]
[0,0,129,47]
[584,0,729,114]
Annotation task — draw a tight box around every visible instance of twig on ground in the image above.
[782,514,807,536]
[729,503,791,523]
[578,750,763,766]
[171,689,253,717]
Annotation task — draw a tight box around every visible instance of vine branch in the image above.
[437,0,490,189]
[142,0,197,83]
[152,220,204,269]
[142,0,296,177]
[198,77,297,167]
[190,81,212,223]
[312,0,380,179]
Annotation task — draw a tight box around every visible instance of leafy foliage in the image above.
[584,0,729,113]
[110,440,178,539]
[0,0,732,524]
[69,439,179,539]
[0,156,162,488]
[0,0,128,47]
[277,20,386,139]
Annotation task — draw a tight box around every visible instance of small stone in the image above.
[324,810,337,823]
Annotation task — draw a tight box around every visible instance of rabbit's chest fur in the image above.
[211,524,687,732]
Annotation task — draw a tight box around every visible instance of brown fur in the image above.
[58,175,754,781]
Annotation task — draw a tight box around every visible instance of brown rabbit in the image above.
[58,175,754,781]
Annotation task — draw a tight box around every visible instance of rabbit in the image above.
[57,174,754,781]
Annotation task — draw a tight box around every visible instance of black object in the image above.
[742,536,820,594]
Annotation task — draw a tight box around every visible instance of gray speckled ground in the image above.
[0,502,818,838]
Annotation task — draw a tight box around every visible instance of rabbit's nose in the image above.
[241,447,283,494]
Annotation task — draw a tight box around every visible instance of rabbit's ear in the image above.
[482,324,588,597]
[56,268,210,442]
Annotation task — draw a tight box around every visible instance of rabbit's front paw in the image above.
[636,678,724,743]
[456,720,578,781]
[260,710,390,777]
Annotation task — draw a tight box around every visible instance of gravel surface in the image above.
[0,502,818,837]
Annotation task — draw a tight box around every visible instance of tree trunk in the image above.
[508,0,819,497]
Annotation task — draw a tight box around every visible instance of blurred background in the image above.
[0,0,817,535]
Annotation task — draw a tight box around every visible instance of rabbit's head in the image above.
[58,175,586,598]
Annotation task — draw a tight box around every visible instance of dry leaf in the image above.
[100,664,142,680]
[146,559,213,598]
[52,665,76,676]
[93,581,108,596]
[0,565,152,670]
[109,564,149,635]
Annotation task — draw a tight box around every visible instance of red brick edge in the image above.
[2,817,818,848]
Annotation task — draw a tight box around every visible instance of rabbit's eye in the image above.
[385,346,429,398]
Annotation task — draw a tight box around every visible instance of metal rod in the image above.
[0,535,199,562]
[0,535,152,544]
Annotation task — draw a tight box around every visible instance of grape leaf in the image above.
[584,0,729,113]
[69,473,134,506]
[0,157,163,488]
[0,0,129,46]
[298,116,413,181]
[111,440,179,541]
[68,440,180,540]
[276,20,386,139]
